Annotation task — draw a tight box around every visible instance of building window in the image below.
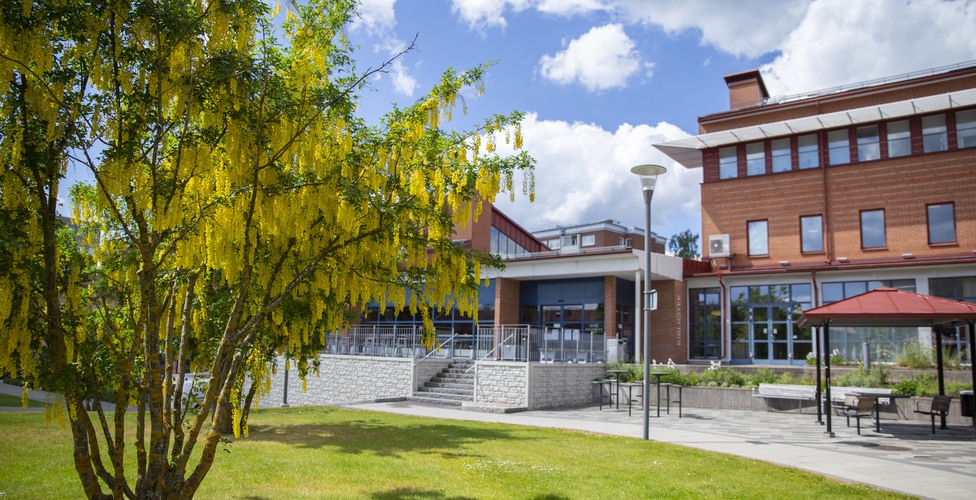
[860,209,886,249]
[886,120,911,158]
[956,109,976,148]
[821,279,917,364]
[922,114,948,153]
[619,237,632,248]
[719,146,738,179]
[771,138,791,173]
[582,234,595,246]
[547,239,560,249]
[746,142,765,176]
[856,125,880,162]
[747,220,768,256]
[688,288,722,360]
[927,203,956,244]
[827,129,850,165]
[800,215,823,253]
[797,134,818,169]
[929,276,976,365]
[729,284,812,364]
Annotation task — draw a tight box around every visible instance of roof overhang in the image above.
[655,88,976,169]
[483,251,684,282]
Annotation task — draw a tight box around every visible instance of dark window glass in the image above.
[771,138,791,172]
[922,114,947,152]
[797,134,819,169]
[856,125,880,161]
[860,209,886,248]
[719,146,737,179]
[957,109,976,148]
[887,120,911,157]
[746,142,765,176]
[800,215,823,253]
[828,129,850,165]
[927,203,956,244]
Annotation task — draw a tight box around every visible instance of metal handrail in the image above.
[411,331,462,368]
[465,328,524,373]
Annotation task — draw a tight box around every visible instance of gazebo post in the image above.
[824,321,833,437]
[815,326,823,425]
[969,321,976,439]
[935,326,947,429]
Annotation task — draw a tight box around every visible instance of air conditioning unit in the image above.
[708,234,730,258]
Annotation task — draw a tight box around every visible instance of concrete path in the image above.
[348,400,976,500]
[0,381,118,411]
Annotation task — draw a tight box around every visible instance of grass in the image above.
[0,407,910,499]
[0,392,45,408]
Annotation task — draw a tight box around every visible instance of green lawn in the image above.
[0,392,45,408]
[0,407,910,499]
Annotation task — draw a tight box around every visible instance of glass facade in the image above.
[730,284,813,364]
[490,227,531,258]
[821,279,917,363]
[928,276,975,365]
[689,288,722,360]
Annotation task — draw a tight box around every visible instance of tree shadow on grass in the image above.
[370,488,477,500]
[244,409,531,459]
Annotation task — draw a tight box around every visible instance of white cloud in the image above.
[352,0,397,35]
[451,0,532,32]
[612,0,809,59]
[761,0,976,96]
[538,24,650,91]
[536,0,608,16]
[492,114,701,238]
[390,59,419,95]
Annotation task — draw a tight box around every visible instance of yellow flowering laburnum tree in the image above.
[0,0,533,497]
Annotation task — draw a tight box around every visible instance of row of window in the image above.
[717,108,976,180]
[745,202,957,257]
[689,276,975,363]
[490,227,532,257]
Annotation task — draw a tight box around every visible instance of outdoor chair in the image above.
[914,395,952,434]
[842,396,876,435]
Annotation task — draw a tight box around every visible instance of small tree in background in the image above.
[667,229,700,259]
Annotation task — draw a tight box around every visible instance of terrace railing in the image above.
[327,324,606,364]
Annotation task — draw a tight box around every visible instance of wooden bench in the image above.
[754,384,817,411]
[841,395,877,435]
[914,395,952,434]
[827,386,891,405]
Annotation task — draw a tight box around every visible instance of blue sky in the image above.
[346,0,976,247]
[58,0,976,250]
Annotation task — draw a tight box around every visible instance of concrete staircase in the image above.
[410,360,475,406]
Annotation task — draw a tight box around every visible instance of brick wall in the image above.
[702,151,976,266]
[495,277,521,325]
[604,276,618,338]
[648,280,687,363]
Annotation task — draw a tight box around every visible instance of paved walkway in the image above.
[348,400,976,500]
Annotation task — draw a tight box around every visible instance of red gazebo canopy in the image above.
[800,287,976,328]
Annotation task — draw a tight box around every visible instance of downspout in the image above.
[820,129,834,264]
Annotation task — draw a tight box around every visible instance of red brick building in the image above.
[657,63,976,365]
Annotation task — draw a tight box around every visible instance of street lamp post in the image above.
[631,164,666,441]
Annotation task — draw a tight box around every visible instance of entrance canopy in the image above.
[800,287,976,328]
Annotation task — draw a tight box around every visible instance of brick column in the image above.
[603,276,618,338]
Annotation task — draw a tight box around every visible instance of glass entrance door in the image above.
[731,284,812,365]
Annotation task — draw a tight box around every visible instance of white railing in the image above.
[327,324,607,364]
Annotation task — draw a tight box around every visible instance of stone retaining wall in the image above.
[529,364,606,409]
[475,362,527,407]
[258,355,415,408]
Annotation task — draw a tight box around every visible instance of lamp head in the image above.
[630,164,667,201]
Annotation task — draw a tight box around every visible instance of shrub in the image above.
[832,365,889,388]
[896,341,933,368]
